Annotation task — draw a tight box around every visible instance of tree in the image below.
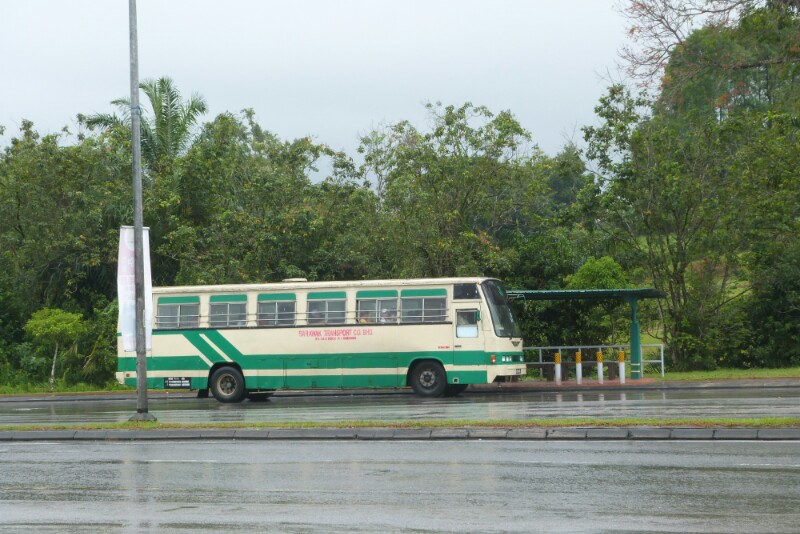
[566,256,630,344]
[24,308,87,390]
[357,102,544,277]
[0,121,130,314]
[81,76,208,174]
[584,85,755,368]
[618,0,800,87]
[602,3,800,368]
[158,111,342,284]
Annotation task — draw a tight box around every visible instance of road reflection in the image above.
[1,386,799,426]
[2,440,800,533]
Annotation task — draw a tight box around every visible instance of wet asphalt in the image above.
[1,378,799,441]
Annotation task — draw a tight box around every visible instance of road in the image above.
[1,385,799,426]
[1,440,798,533]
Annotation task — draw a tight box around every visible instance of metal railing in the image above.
[523,344,665,378]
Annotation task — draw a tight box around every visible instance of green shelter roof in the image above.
[507,288,665,301]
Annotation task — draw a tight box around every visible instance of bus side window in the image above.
[358,299,398,323]
[356,300,378,323]
[308,300,346,325]
[209,302,247,327]
[401,297,447,323]
[258,301,296,326]
[156,303,199,329]
[456,309,479,338]
[454,283,480,300]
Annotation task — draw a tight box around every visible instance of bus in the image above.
[116,277,526,402]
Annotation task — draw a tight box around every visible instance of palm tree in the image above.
[82,76,208,173]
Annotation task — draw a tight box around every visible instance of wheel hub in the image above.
[420,370,437,388]
[219,376,236,394]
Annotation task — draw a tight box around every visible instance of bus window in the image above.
[454,283,480,300]
[481,280,522,338]
[209,297,247,327]
[358,298,398,323]
[456,309,479,338]
[424,298,446,322]
[401,297,447,323]
[209,302,246,327]
[308,299,346,324]
[156,303,199,329]
[357,300,377,323]
[258,301,296,326]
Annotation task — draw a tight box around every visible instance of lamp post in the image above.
[128,0,156,422]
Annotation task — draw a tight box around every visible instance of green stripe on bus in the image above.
[308,291,347,300]
[401,288,447,297]
[144,356,210,371]
[158,296,200,304]
[140,348,506,370]
[203,330,245,359]
[182,332,230,363]
[356,290,398,298]
[210,294,247,303]
[258,293,296,301]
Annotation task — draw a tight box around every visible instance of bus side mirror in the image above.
[476,311,481,321]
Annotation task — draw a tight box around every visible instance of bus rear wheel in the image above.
[443,384,468,397]
[210,367,246,403]
[409,361,447,397]
[247,391,275,402]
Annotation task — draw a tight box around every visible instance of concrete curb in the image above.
[1,427,798,442]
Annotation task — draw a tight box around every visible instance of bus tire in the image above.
[210,367,246,403]
[409,361,447,397]
[246,391,274,402]
[443,384,468,397]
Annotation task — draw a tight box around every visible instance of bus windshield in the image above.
[481,280,522,338]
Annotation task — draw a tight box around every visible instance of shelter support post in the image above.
[628,298,642,379]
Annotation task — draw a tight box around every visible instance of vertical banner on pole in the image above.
[118,226,152,352]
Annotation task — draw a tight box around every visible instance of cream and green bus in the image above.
[116,277,526,402]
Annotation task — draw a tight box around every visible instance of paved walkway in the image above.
[471,377,800,392]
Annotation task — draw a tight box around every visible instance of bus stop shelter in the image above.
[507,289,665,379]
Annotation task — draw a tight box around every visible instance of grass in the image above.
[523,365,800,383]
[0,381,133,396]
[2,416,799,433]
[660,367,800,381]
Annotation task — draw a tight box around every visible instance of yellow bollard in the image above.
[596,351,604,384]
[554,351,562,384]
[618,350,626,384]
[575,351,582,385]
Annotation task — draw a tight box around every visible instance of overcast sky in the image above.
[1,1,629,158]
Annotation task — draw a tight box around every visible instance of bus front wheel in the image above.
[409,361,447,397]
[210,367,246,403]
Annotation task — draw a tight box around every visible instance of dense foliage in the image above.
[1,4,798,386]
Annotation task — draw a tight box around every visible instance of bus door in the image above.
[453,307,484,368]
